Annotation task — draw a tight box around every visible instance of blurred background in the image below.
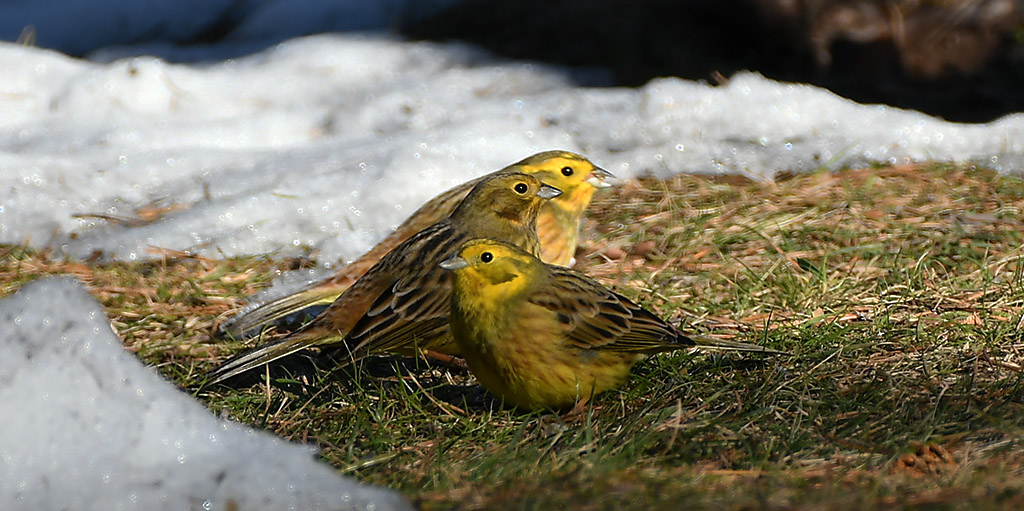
[3,0,1022,123]
[409,0,1024,123]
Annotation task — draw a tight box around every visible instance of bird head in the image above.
[515,150,618,198]
[440,239,539,295]
[454,171,562,225]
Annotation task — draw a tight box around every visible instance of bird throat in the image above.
[484,207,541,256]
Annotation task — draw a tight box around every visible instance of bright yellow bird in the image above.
[440,239,784,410]
[219,151,614,339]
[207,172,561,384]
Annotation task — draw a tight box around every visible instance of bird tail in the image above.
[218,284,345,339]
[687,334,788,355]
[204,327,345,385]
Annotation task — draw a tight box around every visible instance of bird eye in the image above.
[561,166,573,177]
[513,183,528,194]
[481,252,493,263]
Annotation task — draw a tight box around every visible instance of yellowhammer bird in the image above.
[207,172,561,384]
[218,150,614,339]
[440,239,785,410]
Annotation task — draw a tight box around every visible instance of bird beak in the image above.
[538,184,563,199]
[586,166,620,189]
[439,256,469,271]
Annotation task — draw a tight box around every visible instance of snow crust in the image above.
[0,277,412,511]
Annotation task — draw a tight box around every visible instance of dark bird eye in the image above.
[513,183,528,194]
[561,166,573,177]
[481,252,493,263]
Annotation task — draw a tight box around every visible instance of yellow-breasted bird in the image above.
[218,151,615,339]
[440,239,785,410]
[207,172,562,384]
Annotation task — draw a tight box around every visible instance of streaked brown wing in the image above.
[529,267,693,353]
[344,224,470,356]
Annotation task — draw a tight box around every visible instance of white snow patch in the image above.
[1,35,1022,266]
[0,277,412,511]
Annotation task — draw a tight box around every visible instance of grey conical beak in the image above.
[586,166,620,189]
[538,184,562,199]
[439,256,469,271]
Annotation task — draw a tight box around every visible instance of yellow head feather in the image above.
[451,172,561,223]
[440,239,540,300]
[515,150,616,199]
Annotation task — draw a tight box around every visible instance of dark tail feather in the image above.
[218,286,342,339]
[204,328,343,385]
[688,334,788,355]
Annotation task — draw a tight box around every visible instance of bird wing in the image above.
[343,225,469,356]
[528,267,694,354]
[205,222,461,384]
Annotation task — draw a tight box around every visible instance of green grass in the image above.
[4,162,1024,509]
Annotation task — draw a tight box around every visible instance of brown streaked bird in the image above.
[440,239,786,410]
[206,172,562,384]
[218,150,615,339]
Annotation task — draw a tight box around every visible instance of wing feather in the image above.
[528,267,694,354]
[343,226,469,356]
